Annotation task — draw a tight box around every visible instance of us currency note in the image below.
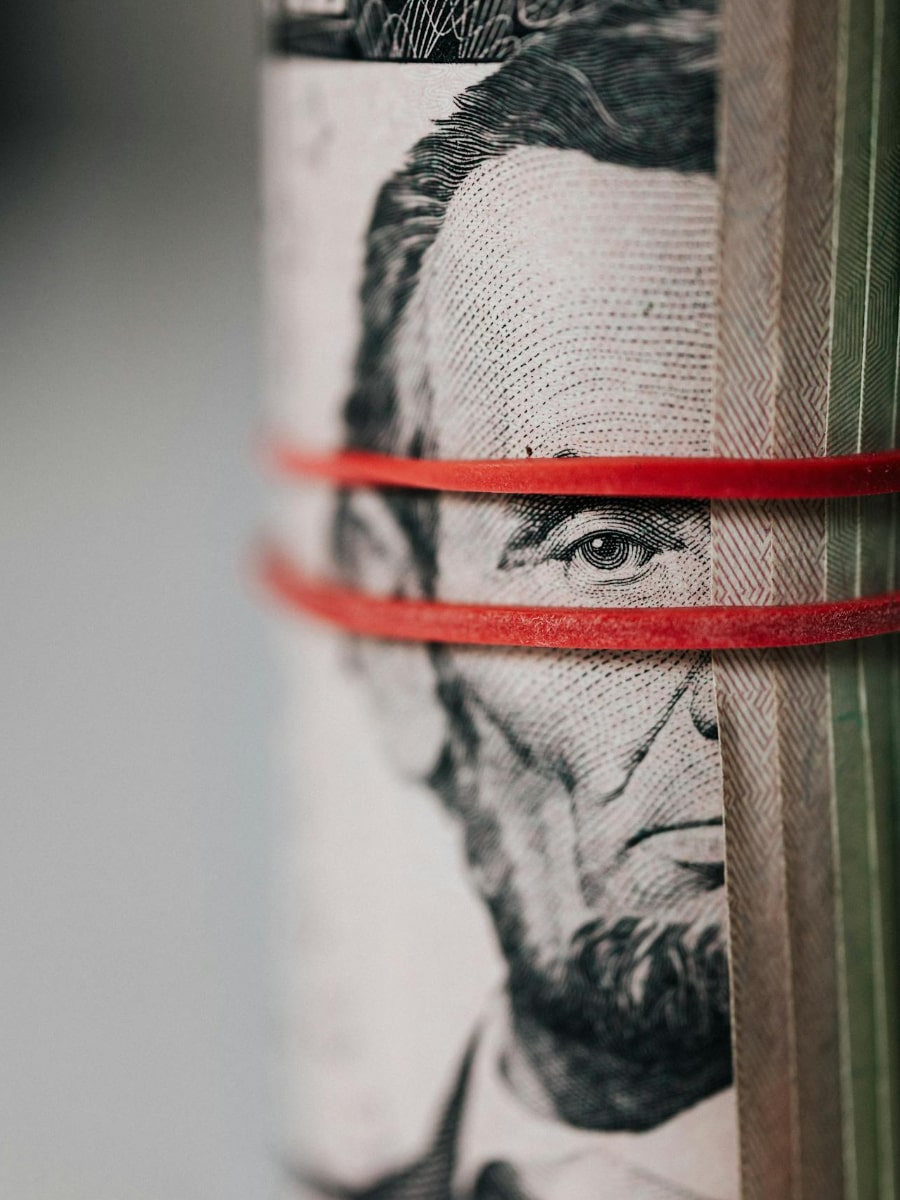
[262,1,899,1197]
[712,0,900,1189]
[825,0,900,1184]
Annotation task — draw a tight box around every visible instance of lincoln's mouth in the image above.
[677,860,726,889]
[624,817,724,851]
[623,818,725,890]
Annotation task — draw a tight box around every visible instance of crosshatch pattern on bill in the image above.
[269,3,746,1198]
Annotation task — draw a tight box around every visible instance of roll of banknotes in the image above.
[262,2,899,1197]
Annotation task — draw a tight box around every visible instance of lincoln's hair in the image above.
[334,0,718,587]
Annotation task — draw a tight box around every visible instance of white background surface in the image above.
[1,3,274,1197]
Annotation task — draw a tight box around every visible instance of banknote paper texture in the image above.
[263,1,899,1197]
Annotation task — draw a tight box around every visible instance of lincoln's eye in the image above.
[572,532,655,576]
[501,515,675,584]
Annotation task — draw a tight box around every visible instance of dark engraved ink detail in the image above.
[304,2,731,1195]
[270,0,615,61]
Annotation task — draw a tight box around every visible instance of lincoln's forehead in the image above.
[415,147,719,459]
[435,147,717,269]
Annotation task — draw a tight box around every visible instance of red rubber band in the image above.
[262,548,900,651]
[268,444,900,500]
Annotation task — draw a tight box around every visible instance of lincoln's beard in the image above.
[507,913,731,1063]
[428,666,733,1128]
[495,897,734,1129]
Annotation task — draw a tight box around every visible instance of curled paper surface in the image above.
[262,2,900,1197]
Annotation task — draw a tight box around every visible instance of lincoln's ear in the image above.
[336,489,451,781]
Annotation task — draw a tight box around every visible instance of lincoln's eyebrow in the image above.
[499,495,706,560]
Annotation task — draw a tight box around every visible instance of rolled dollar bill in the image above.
[262,1,899,1197]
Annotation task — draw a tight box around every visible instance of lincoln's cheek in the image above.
[568,679,725,915]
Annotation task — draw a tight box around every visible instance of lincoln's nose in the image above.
[690,658,719,739]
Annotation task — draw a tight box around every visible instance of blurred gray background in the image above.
[1,3,275,1197]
